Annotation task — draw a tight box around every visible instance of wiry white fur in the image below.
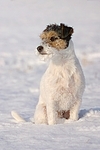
[34,40,85,125]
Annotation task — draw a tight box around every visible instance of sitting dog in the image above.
[34,23,85,125]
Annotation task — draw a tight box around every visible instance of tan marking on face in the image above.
[40,31,67,50]
[51,39,67,50]
[40,31,58,40]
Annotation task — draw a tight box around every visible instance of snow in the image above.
[0,0,100,149]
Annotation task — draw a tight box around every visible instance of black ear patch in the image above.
[60,23,74,39]
[44,23,74,42]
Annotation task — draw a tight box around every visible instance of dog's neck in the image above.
[47,41,77,78]
[51,40,76,66]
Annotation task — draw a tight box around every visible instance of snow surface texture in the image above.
[0,0,100,149]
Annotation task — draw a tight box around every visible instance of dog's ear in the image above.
[68,27,74,35]
[60,23,74,39]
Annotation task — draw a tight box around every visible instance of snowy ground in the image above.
[0,0,100,149]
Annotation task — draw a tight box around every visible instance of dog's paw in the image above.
[48,119,57,125]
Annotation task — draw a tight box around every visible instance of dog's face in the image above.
[37,23,74,57]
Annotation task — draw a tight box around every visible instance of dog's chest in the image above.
[40,62,77,109]
[41,60,76,90]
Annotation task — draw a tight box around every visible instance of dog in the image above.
[34,23,85,125]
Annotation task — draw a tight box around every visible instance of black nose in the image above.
[37,46,43,52]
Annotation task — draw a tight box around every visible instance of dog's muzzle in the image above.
[37,45,47,55]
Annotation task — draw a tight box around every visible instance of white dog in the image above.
[34,23,85,125]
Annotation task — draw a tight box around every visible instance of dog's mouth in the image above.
[39,52,48,55]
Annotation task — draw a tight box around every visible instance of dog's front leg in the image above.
[34,96,48,124]
[69,100,81,121]
[47,102,58,125]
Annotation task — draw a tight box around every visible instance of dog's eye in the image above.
[50,36,58,42]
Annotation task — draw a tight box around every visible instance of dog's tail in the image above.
[11,111,26,123]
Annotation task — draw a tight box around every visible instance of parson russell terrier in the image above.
[11,23,85,125]
[34,23,85,125]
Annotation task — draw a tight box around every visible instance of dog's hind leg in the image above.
[69,100,81,121]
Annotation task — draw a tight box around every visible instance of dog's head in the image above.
[37,23,74,58]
